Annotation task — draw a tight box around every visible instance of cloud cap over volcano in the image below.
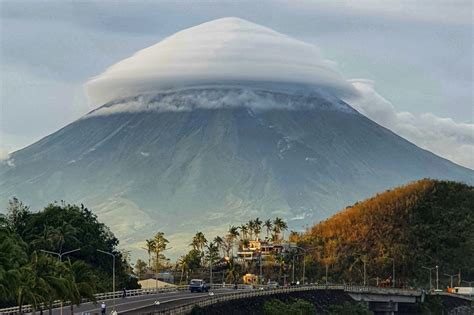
[85,17,355,106]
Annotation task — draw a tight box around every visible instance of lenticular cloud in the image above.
[85,17,355,107]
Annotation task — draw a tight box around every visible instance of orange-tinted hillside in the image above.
[299,179,474,287]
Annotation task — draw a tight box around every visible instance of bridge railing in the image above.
[0,283,232,315]
[0,283,438,315]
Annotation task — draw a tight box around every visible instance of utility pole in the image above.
[97,249,116,313]
[422,266,436,291]
[40,248,81,315]
[259,252,263,285]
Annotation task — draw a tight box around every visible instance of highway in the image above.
[46,288,240,315]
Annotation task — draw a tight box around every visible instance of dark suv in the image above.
[189,279,210,293]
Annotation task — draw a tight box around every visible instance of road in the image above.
[46,288,240,315]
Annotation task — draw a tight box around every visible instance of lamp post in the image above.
[354,254,367,287]
[461,280,474,286]
[325,263,329,286]
[97,249,116,313]
[153,247,172,295]
[40,248,81,315]
[293,246,312,285]
[388,258,395,288]
[436,265,439,290]
[422,266,436,291]
[444,273,457,288]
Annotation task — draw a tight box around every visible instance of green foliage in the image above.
[0,199,134,308]
[420,296,444,315]
[190,304,206,315]
[327,301,373,315]
[263,298,315,315]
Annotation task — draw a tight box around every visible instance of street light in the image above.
[153,247,172,295]
[436,265,439,290]
[388,258,395,288]
[97,249,116,313]
[353,254,368,287]
[292,246,309,285]
[422,266,436,291]
[444,273,457,288]
[40,248,81,315]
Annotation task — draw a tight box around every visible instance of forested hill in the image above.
[299,179,474,287]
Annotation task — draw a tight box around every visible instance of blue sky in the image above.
[0,0,472,168]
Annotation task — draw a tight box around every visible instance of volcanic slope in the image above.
[1,88,472,253]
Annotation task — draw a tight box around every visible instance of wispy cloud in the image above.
[346,79,474,169]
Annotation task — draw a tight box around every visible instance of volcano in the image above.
[1,18,472,254]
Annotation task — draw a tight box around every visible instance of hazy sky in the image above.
[0,0,473,167]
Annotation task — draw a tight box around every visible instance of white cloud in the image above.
[346,79,474,169]
[85,17,355,107]
[85,87,355,117]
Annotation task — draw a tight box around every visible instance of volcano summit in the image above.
[1,18,472,254]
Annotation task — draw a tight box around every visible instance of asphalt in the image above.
[46,289,239,315]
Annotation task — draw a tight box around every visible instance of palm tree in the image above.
[254,218,262,240]
[273,217,288,242]
[177,255,189,284]
[213,236,224,257]
[247,220,255,240]
[64,260,97,315]
[145,239,155,268]
[21,252,67,315]
[191,232,207,253]
[0,226,28,303]
[152,232,169,273]
[227,226,239,257]
[264,219,273,240]
[50,222,79,254]
[240,224,249,242]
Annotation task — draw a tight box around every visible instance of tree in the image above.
[191,232,207,253]
[254,218,262,240]
[134,259,147,279]
[64,260,97,315]
[145,239,155,268]
[5,197,30,236]
[0,225,28,306]
[240,224,249,242]
[264,219,273,240]
[227,226,239,256]
[1,199,134,308]
[272,217,288,243]
[152,232,169,274]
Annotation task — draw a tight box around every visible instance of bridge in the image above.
[1,285,471,315]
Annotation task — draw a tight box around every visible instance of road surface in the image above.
[45,288,241,315]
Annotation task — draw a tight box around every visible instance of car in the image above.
[267,281,279,289]
[189,279,210,293]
